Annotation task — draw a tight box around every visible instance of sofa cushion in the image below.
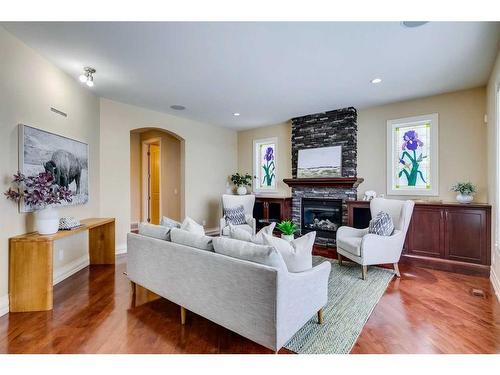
[212,236,286,270]
[229,222,276,245]
[336,236,362,256]
[180,217,205,235]
[138,222,171,241]
[224,205,247,225]
[263,232,315,273]
[160,216,181,229]
[170,228,214,251]
[368,211,395,236]
[222,223,253,236]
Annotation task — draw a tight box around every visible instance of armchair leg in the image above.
[393,263,401,278]
[317,308,324,324]
[361,265,368,280]
[337,253,343,266]
[180,306,187,325]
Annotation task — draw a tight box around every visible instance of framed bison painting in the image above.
[18,124,89,212]
[386,113,439,196]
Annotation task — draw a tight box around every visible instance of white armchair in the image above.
[219,194,256,236]
[336,198,415,280]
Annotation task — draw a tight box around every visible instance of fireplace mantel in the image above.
[283,177,364,188]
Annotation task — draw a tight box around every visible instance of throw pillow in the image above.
[170,228,214,251]
[263,232,316,273]
[368,211,395,236]
[160,216,181,229]
[212,236,286,270]
[224,205,247,225]
[229,222,276,245]
[180,217,205,235]
[138,222,171,241]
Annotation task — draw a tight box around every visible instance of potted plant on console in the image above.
[230,172,252,195]
[450,181,477,204]
[4,171,73,234]
[276,219,298,242]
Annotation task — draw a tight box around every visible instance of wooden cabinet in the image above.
[254,197,292,230]
[347,201,491,277]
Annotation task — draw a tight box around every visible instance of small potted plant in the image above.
[230,173,252,195]
[276,219,298,242]
[450,182,477,204]
[4,171,73,234]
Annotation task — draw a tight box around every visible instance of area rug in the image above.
[284,256,395,354]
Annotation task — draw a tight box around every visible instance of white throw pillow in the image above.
[263,232,316,273]
[212,236,286,270]
[170,228,213,251]
[160,216,181,229]
[138,222,171,241]
[180,216,205,235]
[228,222,276,245]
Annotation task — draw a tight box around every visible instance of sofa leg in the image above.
[129,281,136,308]
[337,253,343,266]
[180,306,187,325]
[317,308,324,324]
[393,263,401,278]
[361,265,368,280]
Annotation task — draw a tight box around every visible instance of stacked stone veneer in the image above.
[291,107,358,247]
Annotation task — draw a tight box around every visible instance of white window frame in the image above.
[386,113,439,196]
[253,137,278,194]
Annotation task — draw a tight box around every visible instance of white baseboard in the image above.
[0,294,8,317]
[491,266,500,303]
[116,244,127,255]
[53,255,90,285]
[205,227,220,236]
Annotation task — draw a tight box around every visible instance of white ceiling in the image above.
[3,22,500,129]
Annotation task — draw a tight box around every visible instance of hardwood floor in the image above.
[0,255,499,354]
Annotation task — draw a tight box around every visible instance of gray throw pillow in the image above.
[368,212,395,236]
[170,228,214,251]
[160,216,181,229]
[224,205,247,225]
[212,236,286,270]
[138,222,171,241]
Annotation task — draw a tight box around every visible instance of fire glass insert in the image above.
[301,198,342,239]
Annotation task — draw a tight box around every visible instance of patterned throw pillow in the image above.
[224,205,247,225]
[368,212,395,236]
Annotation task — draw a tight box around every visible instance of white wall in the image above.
[99,98,237,251]
[487,49,500,301]
[0,27,100,316]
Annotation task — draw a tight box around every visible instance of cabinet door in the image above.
[406,207,444,258]
[444,208,486,264]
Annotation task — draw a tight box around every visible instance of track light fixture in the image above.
[79,67,96,87]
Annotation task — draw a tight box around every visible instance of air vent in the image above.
[50,107,67,117]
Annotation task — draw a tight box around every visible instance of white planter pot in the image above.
[236,186,247,195]
[34,206,59,235]
[281,234,294,242]
[456,194,473,204]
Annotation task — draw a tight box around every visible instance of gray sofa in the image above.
[127,232,331,352]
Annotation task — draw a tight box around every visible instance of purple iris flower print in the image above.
[402,130,423,151]
[261,146,275,187]
[264,147,274,161]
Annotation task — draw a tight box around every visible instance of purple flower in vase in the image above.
[264,147,274,161]
[402,130,423,151]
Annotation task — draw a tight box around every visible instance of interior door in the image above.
[149,143,161,225]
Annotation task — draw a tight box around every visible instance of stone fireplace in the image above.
[284,107,362,247]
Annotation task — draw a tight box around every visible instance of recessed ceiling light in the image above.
[401,21,429,28]
[233,113,240,117]
[170,105,186,110]
[371,78,382,84]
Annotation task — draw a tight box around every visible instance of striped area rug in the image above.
[284,256,395,354]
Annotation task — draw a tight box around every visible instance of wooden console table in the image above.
[9,218,116,312]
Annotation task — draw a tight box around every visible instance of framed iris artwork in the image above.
[386,113,439,196]
[253,137,278,193]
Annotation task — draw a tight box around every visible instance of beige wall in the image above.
[100,98,237,250]
[358,87,487,202]
[130,129,182,224]
[237,122,292,197]
[486,49,500,299]
[0,27,100,314]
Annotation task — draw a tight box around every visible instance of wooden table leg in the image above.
[89,221,115,264]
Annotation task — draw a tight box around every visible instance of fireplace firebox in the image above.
[301,198,343,240]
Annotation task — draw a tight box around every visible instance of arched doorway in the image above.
[130,128,184,227]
